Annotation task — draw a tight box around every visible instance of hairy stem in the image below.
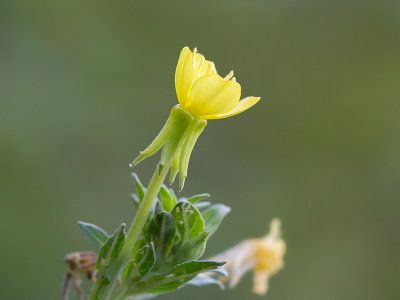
[89,163,171,300]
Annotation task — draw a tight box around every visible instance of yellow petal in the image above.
[202,96,261,119]
[193,48,217,78]
[196,59,217,79]
[175,47,194,106]
[193,50,204,71]
[186,74,241,117]
[253,269,269,295]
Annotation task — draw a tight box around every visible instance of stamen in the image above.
[197,55,205,71]
[192,47,204,71]
[208,62,216,74]
[224,70,234,80]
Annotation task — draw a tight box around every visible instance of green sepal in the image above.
[78,221,109,248]
[159,106,195,174]
[130,114,172,167]
[169,147,181,184]
[203,204,231,237]
[130,105,207,191]
[178,119,207,190]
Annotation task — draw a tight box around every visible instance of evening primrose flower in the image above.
[131,46,261,189]
[211,219,286,295]
[175,47,260,119]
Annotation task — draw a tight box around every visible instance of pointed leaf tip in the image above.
[179,174,186,192]
[187,193,210,204]
[203,204,231,237]
[131,172,146,200]
[78,221,109,248]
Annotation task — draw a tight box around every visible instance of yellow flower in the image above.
[211,219,286,295]
[132,46,261,189]
[175,47,260,119]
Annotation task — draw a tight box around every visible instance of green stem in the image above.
[89,163,171,300]
[124,163,170,258]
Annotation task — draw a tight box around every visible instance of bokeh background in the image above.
[1,0,399,299]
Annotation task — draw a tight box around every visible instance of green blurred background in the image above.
[1,0,399,299]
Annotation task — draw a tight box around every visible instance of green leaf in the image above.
[172,201,205,242]
[130,237,147,258]
[187,274,225,289]
[96,223,126,276]
[148,260,225,293]
[171,231,209,264]
[131,173,146,201]
[78,221,109,248]
[121,243,155,284]
[159,106,194,172]
[172,260,225,276]
[148,212,177,256]
[130,193,140,208]
[187,193,210,204]
[194,201,212,210]
[134,243,156,277]
[203,204,231,237]
[159,185,176,212]
[210,267,228,277]
[168,188,177,203]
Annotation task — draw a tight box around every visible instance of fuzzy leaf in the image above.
[171,231,209,264]
[203,204,231,237]
[130,237,147,258]
[172,201,205,242]
[121,243,155,284]
[172,260,225,276]
[130,193,140,208]
[148,260,225,293]
[187,193,210,204]
[194,201,212,210]
[159,185,176,212]
[96,223,126,275]
[148,212,177,256]
[78,221,109,248]
[186,274,225,289]
[131,173,146,201]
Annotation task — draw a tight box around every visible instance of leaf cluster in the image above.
[78,173,230,299]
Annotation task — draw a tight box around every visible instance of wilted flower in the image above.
[175,47,260,119]
[212,219,286,295]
